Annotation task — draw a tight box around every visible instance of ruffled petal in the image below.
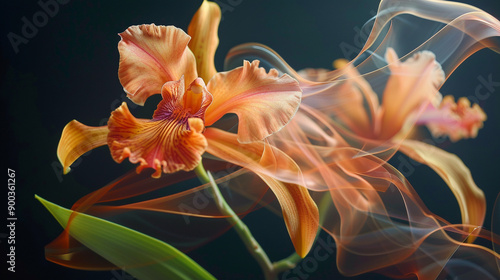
[107,103,207,178]
[205,60,302,143]
[379,48,445,139]
[204,127,319,257]
[57,120,109,174]
[418,95,486,142]
[187,0,221,82]
[399,140,486,231]
[118,24,197,105]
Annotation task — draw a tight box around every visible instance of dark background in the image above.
[2,0,500,279]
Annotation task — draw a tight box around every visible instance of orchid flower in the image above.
[56,0,318,258]
[195,0,500,277]
[311,48,486,230]
[331,49,486,142]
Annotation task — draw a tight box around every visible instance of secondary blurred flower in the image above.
[56,0,318,257]
[331,48,486,142]
[321,48,486,229]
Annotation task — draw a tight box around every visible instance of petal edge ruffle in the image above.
[118,24,198,105]
[205,60,302,143]
[107,103,207,177]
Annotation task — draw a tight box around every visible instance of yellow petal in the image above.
[399,140,486,232]
[118,24,198,105]
[57,120,109,174]
[258,176,318,258]
[205,60,302,143]
[107,102,207,177]
[204,127,319,257]
[188,0,221,82]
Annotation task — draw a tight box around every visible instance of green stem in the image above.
[272,253,302,273]
[194,163,211,183]
[194,163,276,280]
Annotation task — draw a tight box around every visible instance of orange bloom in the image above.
[56,0,318,258]
[332,48,486,142]
[316,48,486,230]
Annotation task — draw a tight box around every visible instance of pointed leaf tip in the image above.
[36,195,216,280]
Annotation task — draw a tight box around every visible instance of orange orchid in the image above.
[56,0,318,258]
[313,48,486,230]
[331,48,486,143]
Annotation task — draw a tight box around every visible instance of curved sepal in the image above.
[57,120,109,174]
[205,60,302,143]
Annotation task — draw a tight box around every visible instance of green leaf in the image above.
[35,195,216,280]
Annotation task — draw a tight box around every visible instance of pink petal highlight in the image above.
[205,60,302,143]
[419,95,487,142]
[118,24,197,105]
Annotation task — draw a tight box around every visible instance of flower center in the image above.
[183,78,205,114]
[152,77,212,123]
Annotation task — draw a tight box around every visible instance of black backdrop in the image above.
[2,0,500,279]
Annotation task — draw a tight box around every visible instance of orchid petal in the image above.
[418,95,487,142]
[107,102,207,177]
[152,76,213,121]
[57,120,109,174]
[204,127,319,257]
[399,140,486,231]
[258,176,319,258]
[118,24,197,105]
[379,48,445,139]
[329,59,380,138]
[205,60,302,143]
[187,0,221,82]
